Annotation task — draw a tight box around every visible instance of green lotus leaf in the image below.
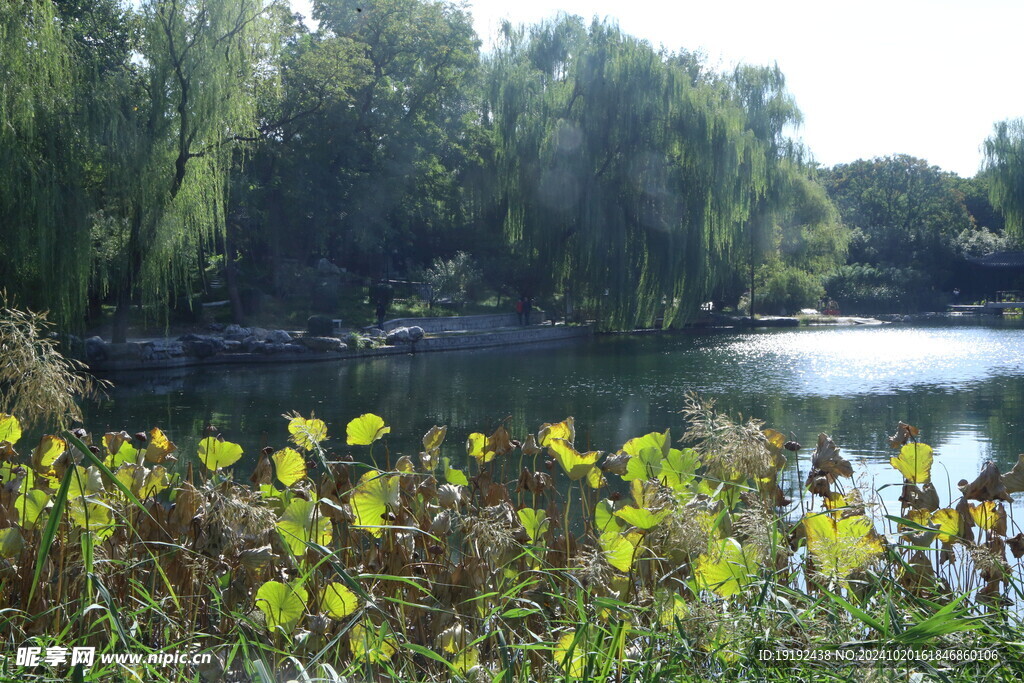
[622,446,662,482]
[16,489,49,528]
[321,582,359,620]
[197,437,244,471]
[660,448,701,492]
[600,530,640,572]
[803,513,883,580]
[256,580,308,633]
[0,462,32,493]
[890,442,933,484]
[346,413,390,446]
[614,505,670,530]
[0,414,22,445]
[517,508,549,543]
[103,433,137,469]
[621,430,669,458]
[694,537,757,597]
[350,470,400,537]
[537,418,575,447]
[0,527,23,558]
[422,425,447,452]
[272,447,307,487]
[350,622,397,663]
[594,499,623,539]
[288,415,328,451]
[548,438,603,487]
[67,465,104,500]
[32,435,66,473]
[69,499,115,539]
[277,498,332,555]
[140,466,168,499]
[442,457,469,487]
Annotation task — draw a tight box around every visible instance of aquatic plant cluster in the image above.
[0,400,1023,681]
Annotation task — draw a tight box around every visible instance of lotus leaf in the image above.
[890,442,933,483]
[614,505,669,530]
[660,448,700,492]
[1002,453,1024,494]
[442,457,469,486]
[806,433,852,485]
[144,428,176,463]
[622,447,662,482]
[0,414,21,445]
[277,498,332,554]
[517,508,548,542]
[288,414,328,450]
[694,537,757,597]
[600,530,640,572]
[961,461,1012,502]
[140,466,168,499]
[345,413,389,446]
[32,435,66,473]
[889,421,919,449]
[350,470,400,537]
[272,447,306,487]
[931,508,961,543]
[321,582,359,620]
[548,438,603,488]
[969,501,1005,533]
[803,513,883,580]
[103,432,137,468]
[466,432,490,463]
[594,499,623,539]
[621,430,669,458]
[555,631,586,678]
[256,580,307,633]
[422,425,447,452]
[197,437,243,471]
[350,622,397,663]
[16,489,49,528]
[69,499,114,539]
[0,462,32,493]
[538,418,575,447]
[0,527,23,559]
[67,466,104,499]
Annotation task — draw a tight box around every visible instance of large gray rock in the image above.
[407,326,424,341]
[386,327,411,344]
[307,315,335,337]
[223,324,250,341]
[299,336,346,352]
[266,329,293,344]
[141,340,184,360]
[84,336,107,363]
[106,342,145,361]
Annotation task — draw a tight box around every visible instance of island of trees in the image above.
[4,0,1024,337]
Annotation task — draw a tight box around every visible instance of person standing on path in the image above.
[523,297,533,325]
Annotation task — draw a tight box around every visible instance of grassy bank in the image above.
[0,399,1023,681]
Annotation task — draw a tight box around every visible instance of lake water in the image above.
[86,323,1024,514]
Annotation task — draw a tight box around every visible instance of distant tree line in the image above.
[3,0,1023,333]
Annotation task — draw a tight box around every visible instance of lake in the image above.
[86,323,1024,512]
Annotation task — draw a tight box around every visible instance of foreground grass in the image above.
[0,401,1023,682]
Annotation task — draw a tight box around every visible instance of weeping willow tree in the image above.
[0,1,92,329]
[485,16,805,329]
[98,0,282,341]
[983,119,1024,237]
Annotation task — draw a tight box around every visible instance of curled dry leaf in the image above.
[805,433,852,489]
[1007,532,1024,559]
[899,482,939,511]
[888,421,919,449]
[1000,453,1024,494]
[960,461,1012,502]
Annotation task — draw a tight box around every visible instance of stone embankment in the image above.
[86,316,590,373]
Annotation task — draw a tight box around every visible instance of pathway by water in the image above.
[85,324,1024,514]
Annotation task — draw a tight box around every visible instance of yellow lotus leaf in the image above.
[345,413,389,446]
[272,448,307,487]
[32,435,66,473]
[321,582,359,620]
[69,499,114,539]
[288,415,328,451]
[102,432,137,468]
[197,437,243,471]
[16,489,49,528]
[890,442,933,484]
[0,527,24,559]
[0,414,22,445]
[932,508,961,543]
[114,464,143,497]
[395,455,415,473]
[277,498,332,555]
[442,456,469,486]
[350,622,397,663]
[517,508,549,542]
[140,466,168,499]
[614,505,670,530]
[256,580,308,633]
[823,492,849,511]
[594,499,623,539]
[694,537,758,597]
[600,530,641,572]
[803,513,883,579]
[144,428,177,463]
[537,418,575,447]
[453,647,480,674]
[969,501,1004,532]
[422,425,447,452]
[555,630,586,678]
[350,470,400,537]
[621,430,669,458]
[466,432,491,463]
[902,508,933,531]
[657,591,690,627]
[548,438,603,487]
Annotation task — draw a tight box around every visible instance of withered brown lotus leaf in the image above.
[961,461,1012,502]
[954,498,976,545]
[0,442,17,461]
[487,426,515,458]
[806,433,852,484]
[238,544,275,570]
[169,482,200,535]
[522,433,541,457]
[1007,533,1024,559]
[1000,453,1024,494]
[249,453,273,486]
[899,482,940,511]
[808,475,831,497]
[601,452,630,475]
[888,421,919,449]
[900,550,937,595]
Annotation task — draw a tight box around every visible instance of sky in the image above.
[290,0,1024,177]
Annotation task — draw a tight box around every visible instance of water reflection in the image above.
[87,325,1024,510]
